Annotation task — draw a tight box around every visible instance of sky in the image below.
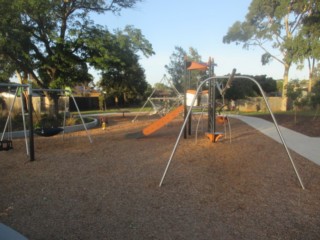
[91,0,309,86]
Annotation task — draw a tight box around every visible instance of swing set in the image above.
[159,69,305,190]
[0,83,29,152]
[0,83,93,160]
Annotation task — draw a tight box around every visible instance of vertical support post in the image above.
[62,91,67,140]
[234,76,305,190]
[187,67,192,136]
[20,86,29,155]
[183,56,188,139]
[188,111,192,135]
[1,87,18,141]
[159,77,213,187]
[208,79,212,132]
[208,58,218,142]
[28,82,35,161]
[70,93,93,143]
[212,78,216,142]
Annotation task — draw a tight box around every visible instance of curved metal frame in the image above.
[159,75,305,190]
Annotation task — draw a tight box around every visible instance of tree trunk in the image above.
[45,93,60,118]
[15,71,29,113]
[114,96,119,108]
[308,72,313,93]
[281,64,290,111]
[308,58,315,93]
[123,92,128,103]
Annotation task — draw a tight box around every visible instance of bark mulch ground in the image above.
[1,114,320,239]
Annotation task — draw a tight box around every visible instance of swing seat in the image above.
[0,140,13,151]
[216,115,228,124]
[205,132,224,142]
[34,127,64,137]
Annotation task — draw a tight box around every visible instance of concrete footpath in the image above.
[230,115,320,166]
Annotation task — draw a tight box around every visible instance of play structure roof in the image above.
[187,61,208,71]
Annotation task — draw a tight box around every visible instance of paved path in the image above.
[230,115,320,166]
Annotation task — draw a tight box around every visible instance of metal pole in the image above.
[70,93,93,143]
[1,88,18,141]
[159,74,305,190]
[28,82,35,161]
[159,77,213,187]
[62,93,67,140]
[208,79,212,132]
[212,78,216,141]
[132,96,153,123]
[20,86,29,155]
[0,83,29,87]
[234,76,305,190]
[183,58,188,139]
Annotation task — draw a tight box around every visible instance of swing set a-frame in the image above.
[0,83,92,161]
[132,74,183,122]
[157,65,305,190]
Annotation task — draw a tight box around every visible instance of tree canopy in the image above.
[97,29,148,105]
[223,0,319,110]
[0,0,154,98]
[223,74,277,100]
[165,46,208,92]
[294,4,320,91]
[165,46,277,100]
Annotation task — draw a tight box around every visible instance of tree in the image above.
[252,75,278,95]
[286,79,304,123]
[310,80,320,118]
[223,74,277,100]
[0,0,150,113]
[294,3,320,92]
[0,55,15,83]
[97,29,150,107]
[165,46,187,92]
[224,77,256,100]
[223,0,315,110]
[165,46,205,92]
[153,82,172,95]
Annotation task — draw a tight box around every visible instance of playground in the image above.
[1,113,320,239]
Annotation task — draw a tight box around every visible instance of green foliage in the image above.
[165,46,208,92]
[286,79,306,122]
[98,94,107,111]
[153,83,176,97]
[224,77,256,100]
[154,83,171,92]
[223,0,319,97]
[165,46,188,92]
[286,80,303,102]
[253,75,278,94]
[294,2,320,62]
[143,83,153,99]
[0,56,15,82]
[119,25,155,57]
[96,28,151,105]
[0,0,146,92]
[310,81,320,108]
[224,74,277,100]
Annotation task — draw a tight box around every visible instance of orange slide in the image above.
[126,105,184,139]
[142,105,184,136]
